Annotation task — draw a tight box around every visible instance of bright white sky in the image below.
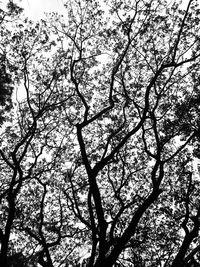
[2,0,189,21]
[4,0,66,20]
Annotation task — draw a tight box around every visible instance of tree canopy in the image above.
[0,0,200,266]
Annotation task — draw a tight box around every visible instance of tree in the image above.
[0,0,23,124]
[0,9,68,266]
[1,0,200,266]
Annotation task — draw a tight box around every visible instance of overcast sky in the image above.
[7,0,66,20]
[2,0,189,21]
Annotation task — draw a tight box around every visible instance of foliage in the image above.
[0,0,200,267]
[0,0,23,124]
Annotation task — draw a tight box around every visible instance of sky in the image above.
[2,0,189,21]
[6,0,66,20]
